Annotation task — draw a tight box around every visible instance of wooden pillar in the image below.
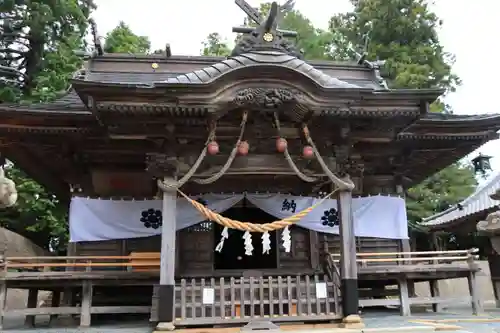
[156,178,177,329]
[49,290,61,324]
[467,270,482,315]
[398,278,411,316]
[79,280,93,327]
[337,189,358,317]
[25,288,38,327]
[396,183,416,297]
[0,281,6,330]
[429,280,442,312]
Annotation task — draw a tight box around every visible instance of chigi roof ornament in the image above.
[340,23,389,89]
[231,0,303,58]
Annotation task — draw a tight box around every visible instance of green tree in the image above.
[405,163,477,223]
[329,0,460,113]
[0,0,95,102]
[104,21,151,54]
[329,0,476,241]
[0,166,68,253]
[0,0,95,253]
[202,33,231,57]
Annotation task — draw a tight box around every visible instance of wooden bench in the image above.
[127,252,160,272]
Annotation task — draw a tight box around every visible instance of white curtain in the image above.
[246,194,408,239]
[69,193,408,242]
[69,194,243,242]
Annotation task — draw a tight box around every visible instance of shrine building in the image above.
[0,1,499,330]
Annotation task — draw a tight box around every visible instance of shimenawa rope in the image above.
[176,188,338,233]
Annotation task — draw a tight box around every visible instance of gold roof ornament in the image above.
[262,32,274,42]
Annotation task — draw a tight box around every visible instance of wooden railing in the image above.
[0,249,482,328]
[328,248,480,267]
[0,255,341,328]
[324,249,482,317]
[0,254,163,329]
[0,253,162,272]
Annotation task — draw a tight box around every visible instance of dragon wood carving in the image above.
[233,88,296,109]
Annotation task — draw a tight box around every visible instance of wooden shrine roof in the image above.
[1,52,500,198]
[422,172,500,232]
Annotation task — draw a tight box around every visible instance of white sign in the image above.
[315,282,327,299]
[202,288,215,305]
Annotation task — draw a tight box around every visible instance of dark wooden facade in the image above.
[72,227,401,277]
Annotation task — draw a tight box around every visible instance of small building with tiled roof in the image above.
[421,172,500,232]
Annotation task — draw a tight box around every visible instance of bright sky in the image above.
[92,0,500,170]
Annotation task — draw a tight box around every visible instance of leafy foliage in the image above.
[0,166,68,253]
[0,0,95,102]
[405,163,477,223]
[103,21,151,54]
[202,33,231,57]
[329,0,460,92]
[0,0,95,253]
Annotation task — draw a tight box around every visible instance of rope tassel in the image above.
[281,226,291,253]
[261,231,271,254]
[215,226,229,253]
[243,231,253,256]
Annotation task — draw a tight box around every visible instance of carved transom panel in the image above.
[233,88,295,109]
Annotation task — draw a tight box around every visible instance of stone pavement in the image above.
[3,307,500,333]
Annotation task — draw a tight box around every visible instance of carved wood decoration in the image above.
[232,87,310,121]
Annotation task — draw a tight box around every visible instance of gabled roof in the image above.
[421,171,500,229]
[71,50,387,99]
[155,51,361,89]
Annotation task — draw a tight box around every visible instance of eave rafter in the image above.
[397,131,499,141]
[0,123,94,135]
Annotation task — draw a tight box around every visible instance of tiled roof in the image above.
[421,172,500,227]
[156,52,362,89]
[85,71,380,89]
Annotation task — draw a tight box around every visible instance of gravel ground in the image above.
[3,307,500,332]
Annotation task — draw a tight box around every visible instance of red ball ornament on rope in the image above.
[238,141,249,156]
[303,145,314,159]
[276,137,288,153]
[207,141,219,155]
